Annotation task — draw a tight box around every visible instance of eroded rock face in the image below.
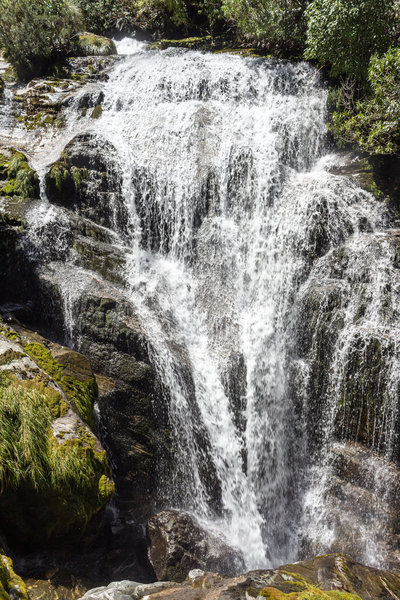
[79,553,400,600]
[147,510,245,582]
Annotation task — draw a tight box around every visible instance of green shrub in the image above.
[222,0,308,50]
[305,0,393,81]
[77,0,189,33]
[0,0,82,80]
[331,48,400,155]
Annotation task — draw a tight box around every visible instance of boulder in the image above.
[45,134,130,237]
[71,33,118,57]
[79,553,400,599]
[147,510,245,582]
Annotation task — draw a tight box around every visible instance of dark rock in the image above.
[147,509,245,582]
[45,134,130,237]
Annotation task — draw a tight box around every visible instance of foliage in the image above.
[0,0,82,79]
[0,375,114,541]
[222,0,309,50]
[77,0,189,33]
[331,49,400,155]
[305,0,393,81]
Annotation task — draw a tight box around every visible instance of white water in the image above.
[14,41,400,570]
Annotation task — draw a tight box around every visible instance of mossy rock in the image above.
[0,326,115,549]
[258,587,361,599]
[90,104,102,119]
[0,552,28,600]
[0,78,4,96]
[0,148,39,200]
[71,33,117,57]
[149,35,230,52]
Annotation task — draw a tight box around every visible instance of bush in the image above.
[222,0,309,50]
[331,48,400,155]
[305,0,393,81]
[0,0,82,80]
[77,0,226,35]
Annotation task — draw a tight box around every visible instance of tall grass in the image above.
[0,380,112,534]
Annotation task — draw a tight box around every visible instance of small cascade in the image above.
[20,41,400,571]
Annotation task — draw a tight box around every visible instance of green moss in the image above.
[0,326,21,342]
[72,33,117,57]
[23,343,97,427]
[90,104,102,119]
[259,588,362,599]
[98,474,115,499]
[0,149,39,199]
[0,349,25,366]
[48,161,72,193]
[0,553,28,600]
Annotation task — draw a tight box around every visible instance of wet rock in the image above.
[0,551,28,600]
[69,285,158,521]
[45,134,130,237]
[314,442,400,570]
[147,509,245,582]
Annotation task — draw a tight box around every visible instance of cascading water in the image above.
[14,41,400,570]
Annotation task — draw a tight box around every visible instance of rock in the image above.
[0,551,28,600]
[25,572,90,600]
[0,321,114,550]
[78,553,400,599]
[81,581,176,600]
[71,33,117,57]
[147,509,245,582]
[307,441,400,570]
[45,133,130,237]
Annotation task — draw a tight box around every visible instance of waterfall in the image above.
[20,42,400,570]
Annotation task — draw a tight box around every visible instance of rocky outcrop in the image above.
[147,510,245,582]
[0,321,114,550]
[0,551,28,600]
[79,553,400,599]
[46,134,130,237]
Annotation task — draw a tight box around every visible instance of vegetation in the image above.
[0,371,114,544]
[305,0,393,81]
[330,48,400,155]
[222,0,308,53]
[0,0,82,79]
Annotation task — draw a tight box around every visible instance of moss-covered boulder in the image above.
[45,134,130,237]
[0,148,39,200]
[0,552,28,600]
[0,322,114,550]
[71,33,117,57]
